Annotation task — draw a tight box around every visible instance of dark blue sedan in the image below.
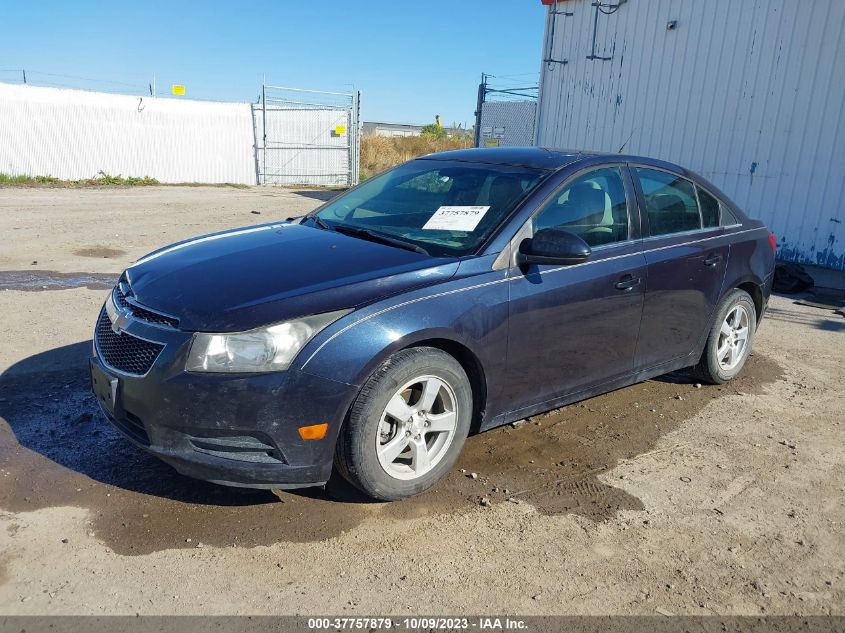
[90,148,776,500]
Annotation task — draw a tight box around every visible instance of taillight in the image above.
[768,232,777,254]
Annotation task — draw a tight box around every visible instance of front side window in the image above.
[532,167,630,247]
[313,160,547,256]
[635,168,702,237]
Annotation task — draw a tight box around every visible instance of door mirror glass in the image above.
[516,228,592,267]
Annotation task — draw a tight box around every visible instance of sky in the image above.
[0,0,547,127]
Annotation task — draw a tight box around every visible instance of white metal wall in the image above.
[536,0,845,270]
[0,83,256,184]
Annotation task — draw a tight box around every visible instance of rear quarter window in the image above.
[696,186,720,228]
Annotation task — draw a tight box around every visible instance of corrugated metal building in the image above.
[536,0,845,270]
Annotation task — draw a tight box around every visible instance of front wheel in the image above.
[334,347,473,500]
[693,289,757,384]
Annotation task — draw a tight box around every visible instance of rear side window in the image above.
[532,167,629,247]
[697,186,720,228]
[720,204,739,225]
[635,168,702,237]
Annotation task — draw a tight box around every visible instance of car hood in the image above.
[125,222,458,332]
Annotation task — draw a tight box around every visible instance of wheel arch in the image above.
[406,338,488,434]
[735,280,763,324]
[330,332,491,438]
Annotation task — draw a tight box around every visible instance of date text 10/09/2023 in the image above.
[307,617,529,630]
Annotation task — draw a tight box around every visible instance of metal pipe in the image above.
[261,83,266,186]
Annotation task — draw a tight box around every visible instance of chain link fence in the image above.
[473,73,538,148]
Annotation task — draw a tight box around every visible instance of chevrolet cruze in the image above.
[90,148,775,500]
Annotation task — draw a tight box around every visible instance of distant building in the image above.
[362,121,425,137]
[363,121,471,138]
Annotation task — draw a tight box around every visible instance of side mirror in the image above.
[516,228,592,267]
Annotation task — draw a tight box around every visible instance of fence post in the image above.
[261,84,266,186]
[473,73,486,148]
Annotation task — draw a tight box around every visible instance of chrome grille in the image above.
[96,312,164,376]
[114,283,179,328]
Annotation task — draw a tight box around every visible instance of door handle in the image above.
[704,254,723,267]
[614,275,641,291]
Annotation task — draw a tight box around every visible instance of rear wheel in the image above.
[693,289,756,384]
[334,347,472,500]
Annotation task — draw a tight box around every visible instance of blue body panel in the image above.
[90,148,776,489]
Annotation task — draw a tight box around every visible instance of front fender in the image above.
[295,266,511,419]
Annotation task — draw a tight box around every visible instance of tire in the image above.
[334,347,473,500]
[692,289,757,384]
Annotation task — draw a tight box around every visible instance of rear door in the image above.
[631,166,729,369]
[503,165,646,411]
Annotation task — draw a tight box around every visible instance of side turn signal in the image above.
[298,423,329,440]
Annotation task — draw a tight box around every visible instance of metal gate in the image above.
[256,85,360,186]
[473,73,538,148]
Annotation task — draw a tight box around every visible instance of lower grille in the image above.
[187,433,287,464]
[96,312,164,375]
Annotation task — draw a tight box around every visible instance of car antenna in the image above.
[617,129,636,153]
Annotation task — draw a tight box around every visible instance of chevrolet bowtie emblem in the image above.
[111,308,131,334]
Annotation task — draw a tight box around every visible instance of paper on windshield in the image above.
[422,206,490,232]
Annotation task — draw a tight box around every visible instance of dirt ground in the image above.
[0,186,843,616]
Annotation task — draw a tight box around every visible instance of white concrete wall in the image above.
[536,0,845,270]
[0,83,257,184]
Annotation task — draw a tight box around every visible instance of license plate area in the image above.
[91,361,119,417]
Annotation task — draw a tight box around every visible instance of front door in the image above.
[504,166,646,412]
[631,166,729,369]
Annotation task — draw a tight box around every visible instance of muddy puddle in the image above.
[0,340,782,555]
[73,246,127,259]
[0,270,118,291]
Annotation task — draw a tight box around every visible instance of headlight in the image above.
[185,309,351,373]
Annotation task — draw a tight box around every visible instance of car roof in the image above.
[417,147,586,170]
[417,146,691,173]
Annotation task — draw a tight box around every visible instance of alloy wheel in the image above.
[717,304,750,370]
[375,375,459,481]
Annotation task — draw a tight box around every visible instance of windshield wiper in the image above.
[308,215,333,231]
[331,224,429,256]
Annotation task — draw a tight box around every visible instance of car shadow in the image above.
[0,341,372,509]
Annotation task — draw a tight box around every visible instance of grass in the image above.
[0,171,161,187]
[359,134,475,181]
[1,135,477,188]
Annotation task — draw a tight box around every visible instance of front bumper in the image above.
[89,308,359,489]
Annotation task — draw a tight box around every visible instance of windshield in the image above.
[311,160,548,256]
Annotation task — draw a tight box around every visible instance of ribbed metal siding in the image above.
[0,83,256,184]
[536,0,845,269]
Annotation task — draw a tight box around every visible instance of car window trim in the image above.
[496,162,638,270]
[631,163,726,240]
